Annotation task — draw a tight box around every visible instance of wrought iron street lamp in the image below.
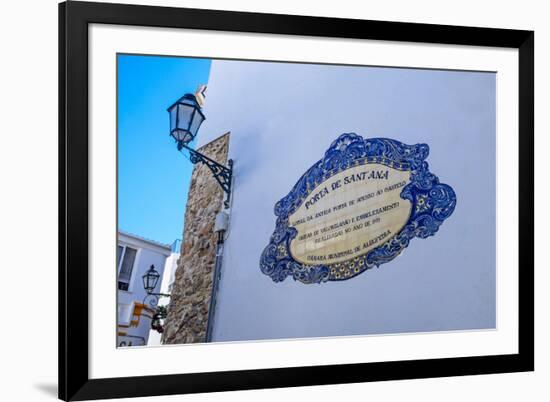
[142,265,170,303]
[142,265,161,294]
[141,265,170,332]
[168,93,233,208]
[168,93,205,145]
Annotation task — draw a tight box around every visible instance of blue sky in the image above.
[118,54,211,245]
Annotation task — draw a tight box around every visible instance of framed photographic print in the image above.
[59,1,534,400]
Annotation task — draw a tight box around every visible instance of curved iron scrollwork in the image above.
[182,144,233,208]
[143,293,160,308]
[260,133,456,284]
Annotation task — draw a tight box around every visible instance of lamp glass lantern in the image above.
[142,265,160,294]
[167,93,206,146]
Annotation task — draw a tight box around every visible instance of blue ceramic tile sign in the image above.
[260,133,456,284]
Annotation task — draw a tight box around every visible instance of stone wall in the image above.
[163,133,230,344]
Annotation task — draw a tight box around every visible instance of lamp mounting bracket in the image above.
[182,143,233,208]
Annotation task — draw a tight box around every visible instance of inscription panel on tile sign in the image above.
[260,133,457,284]
[288,163,411,266]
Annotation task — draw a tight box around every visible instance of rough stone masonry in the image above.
[163,133,230,344]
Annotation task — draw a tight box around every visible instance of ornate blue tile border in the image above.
[260,133,457,284]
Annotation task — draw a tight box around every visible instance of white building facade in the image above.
[117,231,172,347]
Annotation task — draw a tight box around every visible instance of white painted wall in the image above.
[162,241,182,295]
[200,59,496,342]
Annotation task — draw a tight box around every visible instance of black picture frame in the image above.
[59,1,534,400]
